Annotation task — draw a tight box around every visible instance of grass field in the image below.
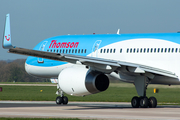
[0,82,53,84]
[0,118,84,120]
[0,83,180,103]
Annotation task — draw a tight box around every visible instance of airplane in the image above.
[50,78,58,83]
[2,14,180,108]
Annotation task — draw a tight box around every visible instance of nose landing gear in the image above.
[56,84,68,105]
[56,96,68,105]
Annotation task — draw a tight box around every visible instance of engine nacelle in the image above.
[58,67,109,96]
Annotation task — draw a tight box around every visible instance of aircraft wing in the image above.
[2,14,178,79]
[7,47,178,79]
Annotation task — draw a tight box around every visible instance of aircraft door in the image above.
[91,40,101,57]
[37,41,48,63]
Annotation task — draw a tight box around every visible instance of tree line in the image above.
[0,59,50,82]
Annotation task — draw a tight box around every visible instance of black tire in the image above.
[140,97,149,108]
[63,96,68,105]
[56,96,63,105]
[149,97,157,108]
[131,96,140,108]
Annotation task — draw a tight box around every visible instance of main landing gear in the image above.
[131,75,157,108]
[131,96,157,108]
[56,84,68,105]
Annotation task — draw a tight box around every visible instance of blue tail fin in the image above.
[2,14,13,49]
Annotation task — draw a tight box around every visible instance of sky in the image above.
[0,0,180,60]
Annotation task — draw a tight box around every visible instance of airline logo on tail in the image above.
[5,34,10,41]
[2,14,13,49]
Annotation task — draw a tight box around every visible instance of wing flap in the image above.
[118,61,177,78]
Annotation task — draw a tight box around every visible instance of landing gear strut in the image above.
[131,76,157,108]
[56,84,68,105]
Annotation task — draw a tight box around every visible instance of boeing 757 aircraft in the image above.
[3,14,180,108]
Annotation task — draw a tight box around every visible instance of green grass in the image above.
[0,82,52,84]
[0,118,87,120]
[0,83,180,103]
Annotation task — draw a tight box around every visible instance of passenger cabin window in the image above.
[127,48,129,53]
[175,48,178,53]
[151,48,153,53]
[130,48,132,53]
[147,48,149,53]
[133,48,136,53]
[137,48,139,53]
[113,49,116,53]
[168,48,171,52]
[110,49,112,53]
[144,48,146,53]
[154,48,156,53]
[123,47,180,54]
[140,48,142,53]
[120,49,122,53]
[157,48,160,53]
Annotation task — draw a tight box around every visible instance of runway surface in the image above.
[0,101,180,120]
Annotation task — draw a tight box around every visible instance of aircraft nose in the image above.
[25,63,31,75]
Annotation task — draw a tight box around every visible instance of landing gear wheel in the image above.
[140,97,149,108]
[56,96,63,104]
[131,96,140,108]
[149,97,157,108]
[62,96,68,105]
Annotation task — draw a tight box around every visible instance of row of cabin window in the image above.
[127,48,180,53]
[47,49,87,54]
[100,48,117,53]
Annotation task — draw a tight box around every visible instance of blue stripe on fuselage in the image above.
[26,33,180,67]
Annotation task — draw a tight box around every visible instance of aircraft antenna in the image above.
[117,29,120,35]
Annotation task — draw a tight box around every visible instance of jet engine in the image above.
[58,67,109,96]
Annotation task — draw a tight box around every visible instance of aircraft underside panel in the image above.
[109,72,180,85]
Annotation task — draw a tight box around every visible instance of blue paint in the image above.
[26,33,180,67]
